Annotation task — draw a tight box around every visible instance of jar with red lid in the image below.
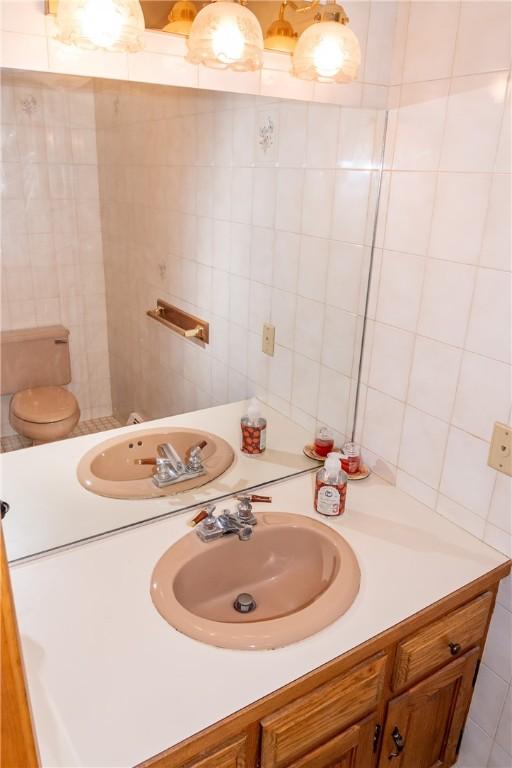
[314,426,334,457]
[341,441,361,475]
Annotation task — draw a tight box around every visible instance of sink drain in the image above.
[233,593,257,614]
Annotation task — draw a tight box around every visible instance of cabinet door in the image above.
[287,714,379,768]
[261,654,386,768]
[187,734,247,768]
[379,649,479,768]
[156,733,248,768]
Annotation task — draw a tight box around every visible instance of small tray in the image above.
[303,444,370,481]
[303,444,342,462]
[343,465,370,481]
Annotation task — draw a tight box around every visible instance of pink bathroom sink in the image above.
[150,512,360,650]
[77,427,234,499]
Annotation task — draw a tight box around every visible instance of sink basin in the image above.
[150,512,360,650]
[77,427,235,499]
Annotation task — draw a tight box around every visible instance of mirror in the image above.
[0,68,386,561]
[139,1,324,48]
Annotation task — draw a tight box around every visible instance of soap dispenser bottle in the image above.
[314,452,348,516]
[241,398,267,455]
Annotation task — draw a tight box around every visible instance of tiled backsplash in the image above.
[0,70,112,432]
[355,3,511,766]
[95,80,386,445]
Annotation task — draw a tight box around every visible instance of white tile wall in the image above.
[96,80,385,445]
[357,3,511,765]
[0,70,112,433]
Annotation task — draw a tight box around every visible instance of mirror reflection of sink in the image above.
[150,512,360,650]
[77,427,235,499]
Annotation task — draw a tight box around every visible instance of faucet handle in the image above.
[237,496,252,514]
[202,504,218,531]
[186,442,206,472]
[236,497,257,526]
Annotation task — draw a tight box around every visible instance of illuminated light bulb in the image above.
[212,19,245,64]
[79,0,124,49]
[55,0,145,52]
[313,35,345,78]
[187,0,263,71]
[293,9,360,84]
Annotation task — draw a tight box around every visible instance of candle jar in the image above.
[314,426,334,457]
[341,441,361,475]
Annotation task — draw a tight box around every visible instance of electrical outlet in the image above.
[262,323,275,357]
[488,422,512,476]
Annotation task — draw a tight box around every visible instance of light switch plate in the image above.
[262,323,275,357]
[488,422,512,476]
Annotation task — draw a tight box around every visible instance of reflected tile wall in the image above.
[95,81,385,447]
[1,71,112,433]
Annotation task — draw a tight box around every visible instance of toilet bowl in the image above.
[9,386,80,444]
[1,325,81,445]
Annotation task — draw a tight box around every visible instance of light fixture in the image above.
[264,2,297,54]
[162,1,197,36]
[186,0,263,71]
[54,0,145,52]
[293,2,360,83]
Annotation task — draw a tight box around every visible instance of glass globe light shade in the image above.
[162,1,197,36]
[186,0,264,71]
[264,17,297,53]
[293,19,360,83]
[55,0,145,52]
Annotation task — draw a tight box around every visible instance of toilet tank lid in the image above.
[1,326,69,344]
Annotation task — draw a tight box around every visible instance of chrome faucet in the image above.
[195,502,257,543]
[152,441,206,488]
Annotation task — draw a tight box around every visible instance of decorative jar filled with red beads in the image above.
[241,398,267,455]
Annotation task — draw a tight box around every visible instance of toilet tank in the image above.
[0,326,72,396]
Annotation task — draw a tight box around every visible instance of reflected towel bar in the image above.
[147,299,209,344]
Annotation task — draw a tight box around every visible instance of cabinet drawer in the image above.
[152,734,248,768]
[393,591,493,690]
[286,714,378,768]
[260,654,386,768]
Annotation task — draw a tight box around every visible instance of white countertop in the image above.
[9,471,508,768]
[1,400,316,561]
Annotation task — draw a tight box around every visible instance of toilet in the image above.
[1,326,80,444]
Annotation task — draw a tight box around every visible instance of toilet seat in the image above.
[11,386,79,424]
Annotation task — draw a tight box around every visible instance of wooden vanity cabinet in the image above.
[141,564,510,768]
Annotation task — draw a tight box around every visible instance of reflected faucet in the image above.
[135,440,207,488]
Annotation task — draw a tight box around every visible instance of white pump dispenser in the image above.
[247,397,261,425]
[324,453,342,479]
[314,451,347,516]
